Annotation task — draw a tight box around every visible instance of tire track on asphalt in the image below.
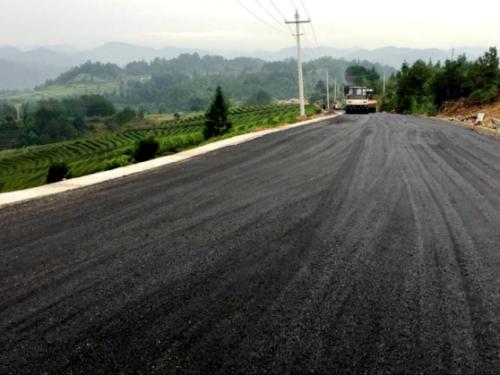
[1,113,499,373]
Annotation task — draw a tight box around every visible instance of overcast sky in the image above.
[1,0,499,51]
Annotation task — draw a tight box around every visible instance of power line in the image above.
[254,0,288,31]
[303,31,319,60]
[299,0,311,19]
[298,0,324,58]
[234,0,289,34]
[309,23,322,53]
[267,0,294,34]
[268,0,287,19]
[278,0,317,60]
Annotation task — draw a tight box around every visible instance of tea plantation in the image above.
[0,104,318,192]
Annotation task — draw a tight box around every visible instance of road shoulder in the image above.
[431,116,500,140]
[0,114,338,209]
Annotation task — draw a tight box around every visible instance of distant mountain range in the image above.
[241,46,490,67]
[0,42,492,90]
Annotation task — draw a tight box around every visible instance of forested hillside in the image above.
[31,53,393,112]
[381,47,500,115]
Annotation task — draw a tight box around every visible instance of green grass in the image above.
[0,104,318,193]
[0,82,120,104]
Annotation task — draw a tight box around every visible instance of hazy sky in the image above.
[1,0,499,51]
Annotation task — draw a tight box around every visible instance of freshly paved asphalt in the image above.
[1,113,499,374]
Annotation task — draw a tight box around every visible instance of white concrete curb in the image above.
[0,114,338,209]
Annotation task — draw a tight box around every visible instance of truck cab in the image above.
[344,86,377,114]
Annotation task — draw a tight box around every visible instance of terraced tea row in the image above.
[0,105,317,192]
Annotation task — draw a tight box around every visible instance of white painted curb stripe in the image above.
[0,114,338,208]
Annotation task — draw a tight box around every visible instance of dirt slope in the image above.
[440,95,500,127]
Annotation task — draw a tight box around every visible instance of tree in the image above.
[137,106,145,119]
[115,107,136,125]
[309,80,328,107]
[406,60,433,103]
[81,95,115,117]
[34,101,76,143]
[204,86,232,139]
[345,65,380,86]
[247,90,273,105]
[467,47,499,103]
[472,47,499,89]
[431,55,471,107]
[395,63,413,113]
[189,97,207,111]
[394,60,435,113]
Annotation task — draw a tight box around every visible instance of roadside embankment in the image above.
[0,113,338,209]
[435,96,500,140]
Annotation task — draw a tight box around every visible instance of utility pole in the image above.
[383,70,386,96]
[333,77,337,108]
[326,71,330,112]
[14,103,22,122]
[286,10,310,117]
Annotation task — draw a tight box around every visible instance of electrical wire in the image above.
[234,0,289,34]
[268,0,287,19]
[298,0,325,58]
[266,0,294,34]
[254,0,287,30]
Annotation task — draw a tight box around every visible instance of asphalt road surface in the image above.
[1,114,500,374]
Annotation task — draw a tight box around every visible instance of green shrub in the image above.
[411,99,438,116]
[467,86,498,104]
[160,133,204,153]
[0,105,306,193]
[103,155,132,171]
[133,137,159,162]
[46,162,69,183]
[115,107,137,125]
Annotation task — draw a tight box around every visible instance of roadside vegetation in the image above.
[0,95,150,150]
[381,47,500,115]
[309,65,380,108]
[133,137,160,162]
[0,101,318,192]
[46,162,70,183]
[204,86,232,139]
[0,54,392,110]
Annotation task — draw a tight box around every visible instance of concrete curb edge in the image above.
[0,114,338,209]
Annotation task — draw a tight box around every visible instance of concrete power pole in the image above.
[286,10,310,117]
[14,103,22,122]
[334,77,337,108]
[326,71,330,112]
[383,70,386,96]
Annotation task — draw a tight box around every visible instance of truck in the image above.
[344,86,377,114]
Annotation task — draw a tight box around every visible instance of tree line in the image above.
[113,56,389,112]
[40,86,235,185]
[32,53,390,113]
[381,47,499,114]
[0,95,143,148]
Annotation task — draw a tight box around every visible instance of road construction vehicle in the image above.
[344,86,377,114]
